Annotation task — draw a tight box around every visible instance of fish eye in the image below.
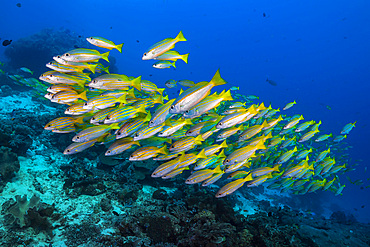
[83,103,88,106]
[159,132,163,135]
[65,53,70,56]
[57,55,61,58]
[106,116,110,120]
[89,37,93,39]
[48,62,52,65]
[107,150,111,154]
[76,136,80,139]
[144,53,147,56]
[225,159,230,163]
[91,117,95,120]
[66,149,70,153]
[219,122,223,125]
[149,121,153,124]
[47,124,51,127]
[49,74,53,77]
[170,105,174,109]
[185,110,189,114]
[134,133,139,137]
[188,131,192,134]
[92,80,96,84]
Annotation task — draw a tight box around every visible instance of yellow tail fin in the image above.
[210,69,227,86]
[131,76,142,91]
[101,51,110,62]
[175,31,187,42]
[182,53,189,63]
[78,91,88,101]
[116,43,124,53]
[88,63,97,74]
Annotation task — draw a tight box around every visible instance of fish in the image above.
[215,174,254,198]
[142,31,187,60]
[153,61,176,69]
[129,146,168,161]
[20,67,34,75]
[155,50,189,63]
[61,48,110,63]
[165,79,177,88]
[106,138,140,156]
[86,36,123,52]
[2,40,12,46]
[183,90,233,119]
[178,80,195,87]
[169,69,227,114]
[230,86,239,91]
[283,100,296,110]
[88,74,142,91]
[315,133,332,142]
[340,121,356,134]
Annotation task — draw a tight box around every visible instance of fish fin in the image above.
[213,165,223,174]
[165,138,172,144]
[243,173,253,182]
[158,146,169,155]
[182,53,189,63]
[117,94,127,104]
[222,90,233,101]
[220,140,228,148]
[175,31,187,42]
[116,43,124,53]
[218,149,226,158]
[131,76,142,91]
[144,112,152,122]
[101,51,110,62]
[78,91,88,101]
[194,135,205,144]
[184,118,193,125]
[210,69,227,86]
[103,66,110,74]
[137,104,147,114]
[89,63,97,74]
[262,119,269,128]
[197,149,207,159]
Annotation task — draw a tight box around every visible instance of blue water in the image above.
[1,0,369,222]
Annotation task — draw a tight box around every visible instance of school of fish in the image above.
[35,32,358,198]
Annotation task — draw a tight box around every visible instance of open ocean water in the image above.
[0,0,369,246]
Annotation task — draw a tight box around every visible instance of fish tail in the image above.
[78,91,88,101]
[210,69,227,86]
[132,76,142,91]
[137,104,147,114]
[117,94,127,104]
[184,118,193,125]
[176,31,187,42]
[171,61,176,68]
[134,140,141,146]
[157,88,165,95]
[220,140,228,148]
[273,164,280,172]
[158,145,169,155]
[182,53,189,64]
[222,90,233,101]
[101,51,110,62]
[89,63,97,74]
[116,43,124,53]
[197,149,207,159]
[103,66,110,74]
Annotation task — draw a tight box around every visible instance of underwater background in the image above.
[0,0,369,246]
